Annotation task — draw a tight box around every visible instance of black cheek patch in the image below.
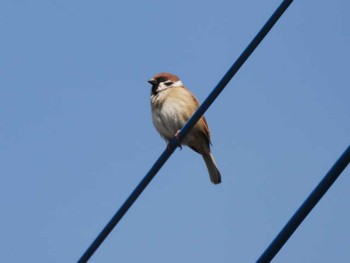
[152,85,158,95]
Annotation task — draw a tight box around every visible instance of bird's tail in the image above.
[202,152,221,184]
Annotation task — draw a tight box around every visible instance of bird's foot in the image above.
[175,130,182,150]
[166,130,183,152]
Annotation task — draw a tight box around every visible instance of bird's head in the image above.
[148,72,183,95]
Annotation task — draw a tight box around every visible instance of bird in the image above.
[148,72,221,184]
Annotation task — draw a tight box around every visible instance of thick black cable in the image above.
[257,145,350,263]
[77,1,293,262]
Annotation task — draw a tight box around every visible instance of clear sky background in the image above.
[1,1,349,262]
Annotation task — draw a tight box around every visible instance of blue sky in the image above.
[1,0,349,262]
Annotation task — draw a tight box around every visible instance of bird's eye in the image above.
[164,81,173,86]
[158,77,167,82]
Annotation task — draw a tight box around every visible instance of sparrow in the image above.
[148,72,221,184]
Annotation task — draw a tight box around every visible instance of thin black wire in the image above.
[257,145,350,263]
[77,1,293,262]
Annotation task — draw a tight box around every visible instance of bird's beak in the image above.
[148,79,158,86]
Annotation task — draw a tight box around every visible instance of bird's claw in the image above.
[175,130,182,150]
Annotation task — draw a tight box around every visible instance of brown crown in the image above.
[152,72,180,82]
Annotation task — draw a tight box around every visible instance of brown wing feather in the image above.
[170,86,212,147]
[187,89,211,146]
[200,116,211,145]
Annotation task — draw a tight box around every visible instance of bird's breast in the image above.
[151,95,187,140]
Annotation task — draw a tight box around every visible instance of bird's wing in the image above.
[187,89,212,146]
